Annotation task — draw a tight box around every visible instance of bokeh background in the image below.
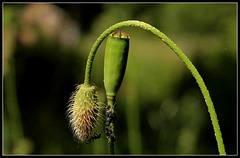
[3,3,237,155]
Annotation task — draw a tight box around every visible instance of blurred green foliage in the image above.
[3,3,236,155]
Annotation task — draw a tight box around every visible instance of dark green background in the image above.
[3,3,237,155]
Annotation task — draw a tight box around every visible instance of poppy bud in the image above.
[67,84,100,142]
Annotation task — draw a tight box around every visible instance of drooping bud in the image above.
[67,84,99,142]
[104,30,130,99]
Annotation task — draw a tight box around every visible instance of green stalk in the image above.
[84,20,226,155]
[106,96,116,154]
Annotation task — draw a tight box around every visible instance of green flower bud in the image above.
[104,30,130,99]
[67,84,100,142]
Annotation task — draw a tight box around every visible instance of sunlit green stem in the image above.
[84,20,226,155]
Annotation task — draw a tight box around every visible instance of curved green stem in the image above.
[84,20,226,155]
